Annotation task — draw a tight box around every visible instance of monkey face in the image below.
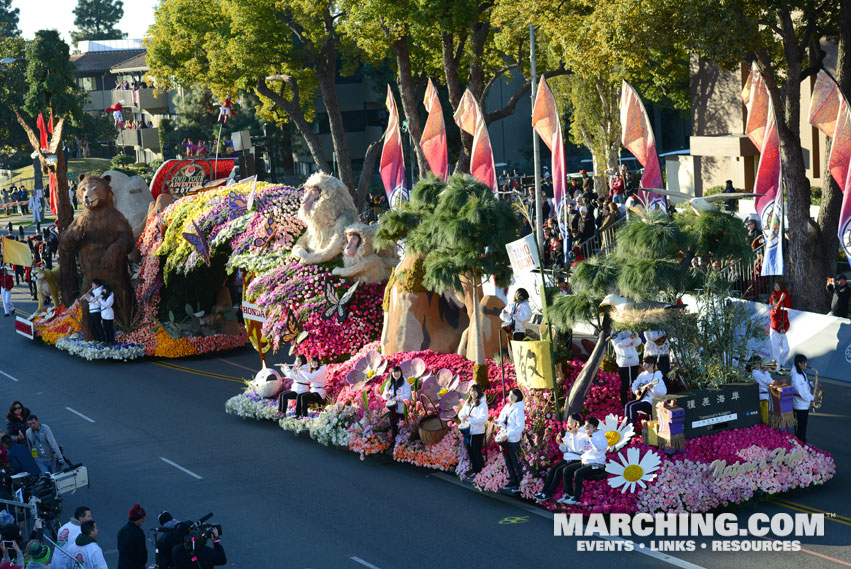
[302,185,321,214]
[344,231,362,257]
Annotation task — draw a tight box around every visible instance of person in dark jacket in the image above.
[5,401,30,442]
[1,435,40,476]
[577,206,596,241]
[155,512,185,569]
[172,527,226,569]
[117,503,147,569]
[827,274,851,318]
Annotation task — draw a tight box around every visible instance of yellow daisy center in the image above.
[605,431,621,446]
[438,388,448,397]
[407,377,415,384]
[623,464,644,483]
[366,370,374,379]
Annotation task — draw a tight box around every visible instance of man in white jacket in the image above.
[610,331,642,405]
[495,389,525,494]
[558,416,609,506]
[67,520,109,569]
[53,506,93,569]
[295,357,328,417]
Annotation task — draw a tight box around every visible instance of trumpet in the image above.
[760,360,789,375]
[808,367,823,411]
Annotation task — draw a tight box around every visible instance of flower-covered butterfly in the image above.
[321,278,359,322]
[182,219,211,265]
[253,217,277,249]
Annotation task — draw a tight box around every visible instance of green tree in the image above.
[66,112,115,158]
[548,210,751,417]
[380,174,521,367]
[0,34,28,153]
[71,0,126,44]
[0,0,19,37]
[12,31,84,301]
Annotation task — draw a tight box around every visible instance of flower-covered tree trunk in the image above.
[563,312,611,419]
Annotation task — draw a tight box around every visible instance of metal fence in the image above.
[0,496,39,539]
[718,244,776,302]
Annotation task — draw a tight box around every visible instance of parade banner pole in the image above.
[530,25,544,259]
[214,120,224,175]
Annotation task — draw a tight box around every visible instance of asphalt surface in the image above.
[0,285,849,568]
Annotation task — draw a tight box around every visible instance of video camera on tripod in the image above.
[5,463,87,523]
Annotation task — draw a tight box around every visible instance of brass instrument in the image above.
[808,367,823,411]
[761,360,789,375]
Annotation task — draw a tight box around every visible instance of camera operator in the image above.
[172,526,226,569]
[155,512,184,569]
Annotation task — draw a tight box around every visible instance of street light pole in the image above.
[530,25,544,257]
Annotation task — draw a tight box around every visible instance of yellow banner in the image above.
[510,340,554,389]
[2,237,32,267]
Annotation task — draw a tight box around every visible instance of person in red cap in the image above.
[117,503,147,569]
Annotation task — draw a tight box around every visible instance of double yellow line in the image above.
[770,497,851,527]
[151,360,246,384]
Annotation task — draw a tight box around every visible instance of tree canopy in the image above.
[0,0,19,37]
[71,0,126,44]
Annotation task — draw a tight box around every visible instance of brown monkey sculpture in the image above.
[58,174,135,338]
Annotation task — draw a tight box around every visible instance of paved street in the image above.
[0,287,849,568]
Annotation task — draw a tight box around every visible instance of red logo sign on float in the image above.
[15,317,34,340]
[149,159,237,200]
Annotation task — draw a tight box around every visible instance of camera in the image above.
[183,513,222,545]
[11,473,62,522]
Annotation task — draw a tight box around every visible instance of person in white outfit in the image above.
[382,366,412,444]
[789,354,814,444]
[98,284,115,345]
[86,279,105,342]
[610,331,642,405]
[643,330,671,379]
[67,520,109,569]
[534,413,583,501]
[295,357,327,417]
[277,355,309,414]
[558,416,609,505]
[624,355,668,425]
[458,384,488,478]
[500,288,532,344]
[495,388,525,494]
[749,356,774,424]
[53,506,93,569]
[1,266,14,317]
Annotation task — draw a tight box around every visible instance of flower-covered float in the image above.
[32,173,390,360]
[226,342,835,514]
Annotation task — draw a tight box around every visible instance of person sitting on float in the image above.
[535,413,583,502]
[276,355,309,415]
[557,416,608,506]
[624,355,667,425]
[382,366,411,444]
[294,356,327,418]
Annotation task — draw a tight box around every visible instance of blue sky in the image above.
[15,0,159,44]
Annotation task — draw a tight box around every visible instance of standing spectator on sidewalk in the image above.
[0,434,39,476]
[53,506,93,569]
[1,266,14,317]
[722,180,738,212]
[5,401,30,442]
[580,169,594,196]
[22,540,51,568]
[18,188,28,216]
[70,521,109,569]
[25,415,66,474]
[117,504,148,569]
[826,274,851,318]
[610,172,625,204]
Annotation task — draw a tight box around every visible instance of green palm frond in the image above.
[570,256,619,295]
[617,259,690,301]
[614,217,688,260]
[547,291,607,331]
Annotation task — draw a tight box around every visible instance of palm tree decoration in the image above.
[378,174,521,374]
[548,209,753,418]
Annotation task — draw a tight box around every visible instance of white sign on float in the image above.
[241,301,267,323]
[505,233,540,275]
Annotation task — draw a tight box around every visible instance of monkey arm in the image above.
[332,255,381,278]
[298,232,346,264]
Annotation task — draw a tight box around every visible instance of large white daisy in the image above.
[606,447,662,493]
[600,413,635,451]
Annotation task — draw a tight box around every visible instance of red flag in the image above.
[49,173,58,216]
[809,69,851,260]
[421,79,448,181]
[379,85,407,209]
[620,81,664,209]
[48,109,54,134]
[36,113,49,151]
[453,89,497,191]
[532,76,567,216]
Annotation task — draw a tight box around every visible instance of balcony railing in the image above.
[112,88,169,111]
[116,128,160,151]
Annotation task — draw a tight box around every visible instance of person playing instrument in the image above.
[789,354,814,444]
[749,356,773,424]
[643,330,671,381]
[500,288,532,347]
[495,389,525,494]
[276,355,309,415]
[610,331,642,406]
[382,366,411,445]
[294,357,327,417]
[769,280,791,366]
[99,284,116,345]
[457,384,488,479]
[624,355,668,425]
[534,413,583,502]
[86,279,105,343]
[557,416,609,506]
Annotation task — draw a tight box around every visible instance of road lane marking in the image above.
[65,407,95,423]
[0,370,20,382]
[769,498,851,524]
[215,357,256,373]
[160,457,203,480]
[349,556,383,569]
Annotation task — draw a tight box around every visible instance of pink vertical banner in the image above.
[380,85,407,209]
[453,89,497,191]
[532,76,567,220]
[743,63,784,276]
[809,70,851,257]
[620,80,665,210]
[421,79,449,181]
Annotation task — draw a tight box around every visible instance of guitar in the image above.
[634,377,659,401]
